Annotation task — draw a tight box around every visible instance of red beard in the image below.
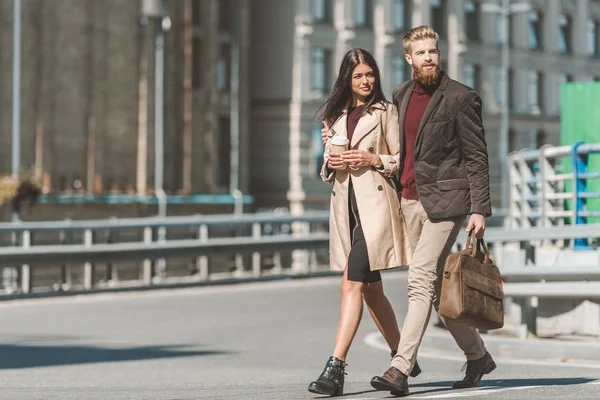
[414,63,441,86]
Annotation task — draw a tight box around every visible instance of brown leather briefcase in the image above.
[439,233,504,330]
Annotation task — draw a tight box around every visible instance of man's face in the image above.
[406,38,441,86]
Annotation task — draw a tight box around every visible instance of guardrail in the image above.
[0,212,330,297]
[0,213,598,334]
[457,223,600,339]
[508,142,600,250]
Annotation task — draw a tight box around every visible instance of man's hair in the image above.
[403,25,439,54]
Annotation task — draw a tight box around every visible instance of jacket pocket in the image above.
[437,178,469,191]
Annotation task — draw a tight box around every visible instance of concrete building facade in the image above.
[250,0,600,213]
[1,0,599,216]
[0,0,251,198]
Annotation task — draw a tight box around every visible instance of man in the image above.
[367,25,496,396]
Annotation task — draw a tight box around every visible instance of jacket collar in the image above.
[331,102,382,147]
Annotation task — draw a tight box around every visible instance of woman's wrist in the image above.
[373,155,383,168]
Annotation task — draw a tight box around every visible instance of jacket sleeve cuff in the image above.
[320,162,335,183]
[377,154,398,177]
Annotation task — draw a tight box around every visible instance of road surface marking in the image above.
[364,331,600,370]
[410,385,541,398]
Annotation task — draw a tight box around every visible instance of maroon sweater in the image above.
[401,81,435,200]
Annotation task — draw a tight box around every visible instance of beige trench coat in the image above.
[321,102,411,272]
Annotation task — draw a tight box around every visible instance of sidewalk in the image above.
[421,321,600,363]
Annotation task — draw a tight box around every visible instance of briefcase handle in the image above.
[464,232,491,264]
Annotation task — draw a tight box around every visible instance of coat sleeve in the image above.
[377,103,400,178]
[456,90,492,216]
[320,138,335,183]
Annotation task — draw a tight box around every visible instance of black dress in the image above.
[345,106,381,284]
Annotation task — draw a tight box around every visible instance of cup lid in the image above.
[331,136,349,145]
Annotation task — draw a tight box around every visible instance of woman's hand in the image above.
[327,153,345,170]
[342,150,379,167]
[321,121,331,145]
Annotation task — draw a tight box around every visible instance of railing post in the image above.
[197,224,209,280]
[519,296,538,340]
[233,190,244,275]
[3,229,20,293]
[155,225,167,279]
[142,226,153,284]
[252,222,261,277]
[21,230,31,293]
[571,141,590,250]
[59,219,72,291]
[83,229,94,289]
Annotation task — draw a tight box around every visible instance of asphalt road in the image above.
[0,271,598,399]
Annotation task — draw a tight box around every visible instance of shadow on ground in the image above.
[0,343,228,369]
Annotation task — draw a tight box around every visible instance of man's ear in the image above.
[405,54,413,66]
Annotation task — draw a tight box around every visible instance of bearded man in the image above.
[369,25,496,397]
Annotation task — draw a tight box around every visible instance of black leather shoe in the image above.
[390,351,422,378]
[308,356,346,397]
[370,366,409,397]
[452,352,496,389]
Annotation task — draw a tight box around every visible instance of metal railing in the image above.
[508,143,600,248]
[0,212,330,297]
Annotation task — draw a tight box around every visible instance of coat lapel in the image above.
[398,83,414,133]
[350,108,380,147]
[330,110,348,138]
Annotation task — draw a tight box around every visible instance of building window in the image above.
[535,130,548,149]
[508,128,517,152]
[311,0,333,23]
[218,0,231,30]
[495,68,503,110]
[528,70,542,115]
[464,1,479,42]
[353,0,373,28]
[508,69,514,111]
[430,0,446,38]
[192,39,202,89]
[588,20,599,57]
[217,117,231,189]
[558,14,572,54]
[391,55,406,86]
[217,44,231,91]
[461,63,480,92]
[311,47,331,94]
[312,124,325,177]
[392,0,408,32]
[529,10,542,50]
[192,2,202,89]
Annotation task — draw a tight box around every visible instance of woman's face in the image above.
[350,63,375,101]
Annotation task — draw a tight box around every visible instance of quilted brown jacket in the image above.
[392,72,492,219]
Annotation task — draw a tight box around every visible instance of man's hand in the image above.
[466,213,485,239]
[327,153,345,170]
[321,121,331,145]
[342,150,379,167]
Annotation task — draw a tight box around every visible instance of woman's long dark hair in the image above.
[317,48,387,128]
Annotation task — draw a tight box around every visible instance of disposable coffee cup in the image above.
[330,136,349,169]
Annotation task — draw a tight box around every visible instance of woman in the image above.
[308,48,417,397]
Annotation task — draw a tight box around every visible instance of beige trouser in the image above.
[391,198,487,376]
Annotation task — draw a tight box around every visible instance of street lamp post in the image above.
[140,0,171,218]
[12,0,21,222]
[481,0,530,214]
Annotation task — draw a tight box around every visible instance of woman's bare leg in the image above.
[362,280,400,352]
[332,266,364,360]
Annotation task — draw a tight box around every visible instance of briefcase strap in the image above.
[464,232,490,263]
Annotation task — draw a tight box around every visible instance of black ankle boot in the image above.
[308,356,346,397]
[390,351,422,378]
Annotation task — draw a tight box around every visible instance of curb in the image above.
[421,324,600,362]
